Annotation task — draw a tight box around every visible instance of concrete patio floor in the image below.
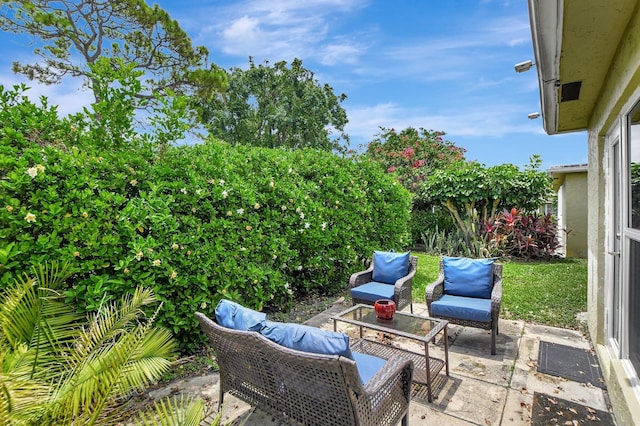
[149,302,616,425]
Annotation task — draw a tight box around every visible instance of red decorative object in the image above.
[374,299,396,320]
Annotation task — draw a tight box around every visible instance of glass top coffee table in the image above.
[332,304,449,402]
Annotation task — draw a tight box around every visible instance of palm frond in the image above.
[133,394,220,426]
[0,274,81,378]
[47,287,176,425]
[30,261,73,290]
[0,343,51,424]
[73,286,159,361]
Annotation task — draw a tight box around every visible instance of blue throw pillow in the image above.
[261,321,353,359]
[443,257,495,299]
[371,251,410,284]
[214,299,267,331]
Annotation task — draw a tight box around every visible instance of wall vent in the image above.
[561,81,582,102]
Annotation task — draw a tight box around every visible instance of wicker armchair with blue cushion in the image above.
[425,257,503,355]
[349,251,418,313]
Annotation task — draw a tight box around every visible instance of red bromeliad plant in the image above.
[486,208,561,259]
[363,127,466,192]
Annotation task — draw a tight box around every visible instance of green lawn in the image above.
[411,253,588,329]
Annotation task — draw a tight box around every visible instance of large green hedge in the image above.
[0,88,412,352]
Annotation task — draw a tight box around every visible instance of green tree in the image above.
[417,155,553,238]
[363,127,466,192]
[197,58,349,152]
[0,0,225,111]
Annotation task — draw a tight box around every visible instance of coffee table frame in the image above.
[332,304,449,402]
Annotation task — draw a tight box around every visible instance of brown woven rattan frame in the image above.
[195,312,413,426]
[425,260,502,355]
[349,255,418,313]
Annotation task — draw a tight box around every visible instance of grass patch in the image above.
[411,253,588,329]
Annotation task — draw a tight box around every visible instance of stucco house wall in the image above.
[529,1,640,424]
[587,8,640,426]
[548,165,588,258]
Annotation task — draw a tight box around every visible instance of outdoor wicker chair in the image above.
[425,257,502,355]
[349,251,418,313]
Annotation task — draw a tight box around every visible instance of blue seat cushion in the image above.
[351,351,387,385]
[214,299,266,331]
[350,282,395,303]
[372,251,410,284]
[261,321,353,359]
[430,294,492,322]
[443,257,494,299]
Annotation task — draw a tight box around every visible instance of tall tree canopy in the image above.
[197,58,349,152]
[0,0,225,109]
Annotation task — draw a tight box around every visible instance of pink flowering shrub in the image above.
[363,127,466,192]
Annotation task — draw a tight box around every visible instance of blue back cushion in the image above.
[372,251,410,284]
[214,299,267,331]
[443,257,495,299]
[261,321,353,359]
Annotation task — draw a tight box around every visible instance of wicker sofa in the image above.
[196,309,414,426]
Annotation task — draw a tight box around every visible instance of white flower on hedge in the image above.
[196,189,202,195]
[270,180,275,188]
[299,212,305,220]
[254,203,260,209]
[222,190,228,198]
[226,211,232,216]
[36,164,45,173]
[297,265,303,271]
[135,251,144,261]
[171,243,179,250]
[236,208,244,215]
[281,205,287,211]
[26,167,38,178]
[284,282,293,295]
[240,247,246,251]
[304,222,310,229]
[219,179,225,185]
[24,212,36,223]
[170,270,178,279]
[321,222,327,230]
[180,188,187,194]
[152,259,161,267]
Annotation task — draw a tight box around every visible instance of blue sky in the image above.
[0,0,588,170]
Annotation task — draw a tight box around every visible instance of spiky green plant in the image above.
[0,261,213,425]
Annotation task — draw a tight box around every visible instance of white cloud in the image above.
[319,42,362,65]
[0,71,90,117]
[191,0,369,66]
[345,100,545,149]
[222,15,262,45]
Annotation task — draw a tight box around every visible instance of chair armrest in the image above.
[349,263,374,289]
[393,264,416,291]
[491,275,502,319]
[362,354,413,398]
[425,270,445,306]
